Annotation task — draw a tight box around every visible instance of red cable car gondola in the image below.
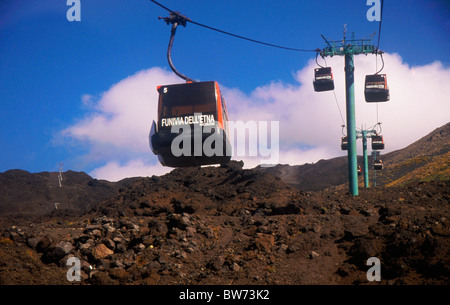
[150,81,231,167]
[150,12,231,167]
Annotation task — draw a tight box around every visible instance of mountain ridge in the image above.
[1,121,448,218]
[0,169,138,219]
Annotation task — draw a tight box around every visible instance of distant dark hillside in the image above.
[259,156,350,191]
[383,122,450,165]
[376,122,450,186]
[0,170,137,219]
[1,122,448,221]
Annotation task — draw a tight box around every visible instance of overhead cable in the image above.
[150,0,316,52]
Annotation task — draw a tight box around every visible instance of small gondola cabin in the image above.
[374,160,383,170]
[364,74,390,102]
[341,136,348,151]
[371,135,385,150]
[313,67,335,92]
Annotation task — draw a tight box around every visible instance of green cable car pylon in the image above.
[357,124,384,188]
[317,31,384,196]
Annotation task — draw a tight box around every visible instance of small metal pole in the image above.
[362,131,369,187]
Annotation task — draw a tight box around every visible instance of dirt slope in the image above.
[0,162,448,285]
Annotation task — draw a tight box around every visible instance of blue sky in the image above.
[0,0,449,179]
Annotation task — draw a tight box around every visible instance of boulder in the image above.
[92,243,114,260]
[43,241,73,263]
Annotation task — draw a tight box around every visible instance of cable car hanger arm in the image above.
[375,51,385,74]
[159,12,195,83]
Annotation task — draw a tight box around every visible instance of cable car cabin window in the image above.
[364,74,390,102]
[164,103,216,117]
[158,81,218,125]
[313,67,334,92]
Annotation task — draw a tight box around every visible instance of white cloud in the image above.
[63,67,182,154]
[61,54,450,181]
[90,159,171,182]
[224,53,450,160]
[61,67,182,178]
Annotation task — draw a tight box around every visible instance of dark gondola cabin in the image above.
[364,74,390,102]
[371,135,385,150]
[313,67,335,92]
[150,81,232,167]
[374,160,383,170]
[341,136,348,150]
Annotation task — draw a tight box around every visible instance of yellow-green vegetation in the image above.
[386,151,450,187]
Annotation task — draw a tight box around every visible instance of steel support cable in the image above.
[374,52,385,128]
[365,122,382,135]
[367,122,377,131]
[321,56,346,129]
[375,0,385,73]
[377,122,382,134]
[376,102,379,127]
[150,0,316,52]
[341,124,347,137]
[374,0,385,133]
[376,0,384,51]
[333,90,346,128]
[188,19,315,52]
